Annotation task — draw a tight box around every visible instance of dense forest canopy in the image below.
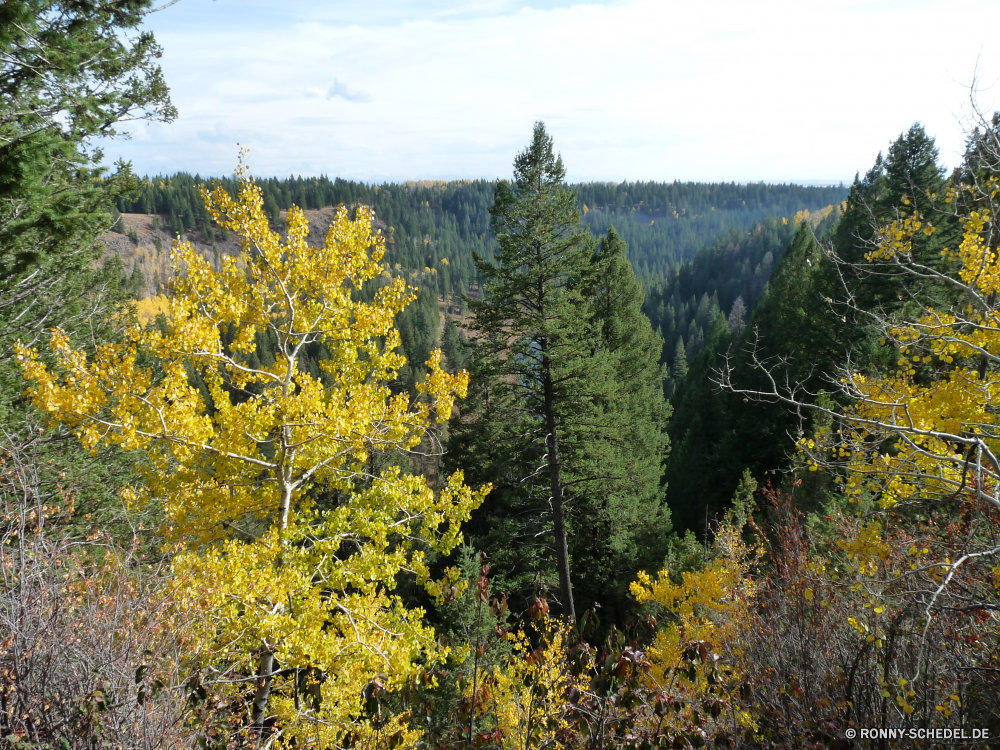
[104,173,849,418]
[114,173,847,289]
[112,175,847,395]
[3,6,998,745]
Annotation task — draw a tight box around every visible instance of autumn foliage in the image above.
[7,121,1000,750]
[16,158,489,746]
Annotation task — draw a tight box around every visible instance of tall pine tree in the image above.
[447,124,670,621]
[573,227,672,611]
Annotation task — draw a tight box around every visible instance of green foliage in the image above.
[578,181,846,278]
[0,0,173,337]
[116,173,847,298]
[442,318,470,373]
[644,218,799,393]
[573,227,673,609]
[450,123,597,619]
[0,0,173,399]
[834,123,957,314]
[112,173,844,407]
[448,124,671,621]
[417,545,513,746]
[663,224,846,533]
[395,283,441,389]
[662,124,958,536]
[128,262,146,300]
[672,337,688,380]
[0,0,174,553]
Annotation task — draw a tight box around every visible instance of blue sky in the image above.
[110,0,1000,183]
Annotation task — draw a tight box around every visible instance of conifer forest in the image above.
[1,2,998,749]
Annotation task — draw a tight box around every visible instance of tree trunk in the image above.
[252,430,293,738]
[251,650,274,735]
[542,359,575,622]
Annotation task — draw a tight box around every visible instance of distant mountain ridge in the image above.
[106,176,847,389]
[113,174,847,289]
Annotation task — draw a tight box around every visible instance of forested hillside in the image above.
[662,124,955,533]
[646,205,841,391]
[113,172,846,289]
[4,4,999,748]
[109,174,846,391]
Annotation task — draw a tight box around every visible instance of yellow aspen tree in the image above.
[488,618,583,750]
[829,201,1000,513]
[16,158,489,748]
[735,180,1000,717]
[719,179,1000,731]
[630,492,762,742]
[815,198,1000,682]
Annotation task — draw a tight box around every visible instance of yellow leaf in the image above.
[16,155,490,747]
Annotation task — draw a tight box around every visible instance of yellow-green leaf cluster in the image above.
[830,210,1000,509]
[631,516,759,686]
[488,618,583,750]
[16,160,490,746]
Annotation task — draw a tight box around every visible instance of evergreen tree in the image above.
[441,319,469,373]
[448,124,670,620]
[663,224,835,532]
[673,338,688,379]
[0,0,173,402]
[455,122,594,619]
[129,262,146,299]
[571,227,672,609]
[660,125,959,535]
[727,296,746,334]
[835,124,954,313]
[0,1,176,548]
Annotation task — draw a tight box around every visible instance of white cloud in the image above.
[325,79,372,103]
[196,122,238,144]
[106,0,1000,182]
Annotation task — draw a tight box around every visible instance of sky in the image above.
[110,0,1000,184]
